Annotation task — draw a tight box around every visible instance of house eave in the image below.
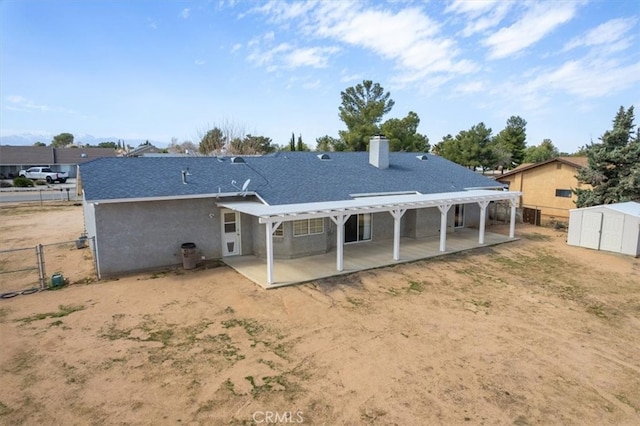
[85,191,258,205]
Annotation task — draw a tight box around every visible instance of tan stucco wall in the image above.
[499,162,589,220]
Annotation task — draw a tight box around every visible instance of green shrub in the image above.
[34,179,47,186]
[0,180,13,188]
[553,221,568,230]
[13,176,35,187]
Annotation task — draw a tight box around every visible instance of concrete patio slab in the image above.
[223,228,515,289]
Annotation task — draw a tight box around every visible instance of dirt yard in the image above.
[1,203,639,425]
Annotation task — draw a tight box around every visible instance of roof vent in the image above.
[416,154,428,161]
[230,157,245,164]
[317,153,331,160]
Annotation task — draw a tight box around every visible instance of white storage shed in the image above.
[567,201,640,257]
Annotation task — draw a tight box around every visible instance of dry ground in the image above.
[1,203,639,425]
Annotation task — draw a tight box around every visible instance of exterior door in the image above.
[580,211,602,250]
[344,214,372,243]
[221,209,241,256]
[523,208,541,226]
[599,214,624,252]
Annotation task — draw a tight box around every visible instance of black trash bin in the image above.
[181,242,197,270]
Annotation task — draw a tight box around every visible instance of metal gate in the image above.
[0,237,97,299]
[523,208,541,226]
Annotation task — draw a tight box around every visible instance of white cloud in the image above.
[231,43,242,53]
[453,81,485,95]
[446,0,512,37]
[563,17,637,51]
[247,42,292,68]
[445,0,502,17]
[486,56,640,120]
[340,72,363,83]
[194,59,205,65]
[284,46,340,68]
[147,18,158,30]
[483,2,580,59]
[4,95,75,114]
[534,59,640,98]
[294,2,475,88]
[181,8,191,19]
[248,43,339,70]
[5,95,49,112]
[249,0,317,24]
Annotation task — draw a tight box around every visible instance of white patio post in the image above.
[438,203,452,252]
[265,221,282,285]
[389,208,406,260]
[509,198,517,238]
[330,214,350,272]
[477,200,489,244]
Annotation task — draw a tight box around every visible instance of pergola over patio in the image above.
[220,189,521,286]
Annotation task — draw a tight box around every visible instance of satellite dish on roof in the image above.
[231,178,251,196]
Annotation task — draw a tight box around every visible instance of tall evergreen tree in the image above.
[199,127,225,155]
[339,80,394,151]
[380,111,430,152]
[492,116,527,166]
[433,134,461,163]
[51,132,74,148]
[575,106,640,207]
[315,135,346,151]
[289,132,296,151]
[523,139,560,163]
[434,123,493,169]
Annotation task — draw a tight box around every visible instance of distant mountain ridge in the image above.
[0,133,164,147]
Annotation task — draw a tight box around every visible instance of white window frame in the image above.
[273,223,284,237]
[293,218,324,237]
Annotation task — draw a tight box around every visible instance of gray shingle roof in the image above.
[0,146,54,165]
[0,146,117,166]
[79,152,505,204]
[54,147,117,164]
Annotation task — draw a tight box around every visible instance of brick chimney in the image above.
[369,135,389,169]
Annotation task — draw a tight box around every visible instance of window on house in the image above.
[556,163,562,170]
[274,223,284,237]
[555,189,572,198]
[293,218,324,236]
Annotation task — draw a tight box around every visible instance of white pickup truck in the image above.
[19,167,68,184]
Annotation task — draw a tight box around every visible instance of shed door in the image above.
[580,211,603,250]
[599,213,624,253]
[221,209,241,256]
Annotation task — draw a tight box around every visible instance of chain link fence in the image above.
[0,237,97,299]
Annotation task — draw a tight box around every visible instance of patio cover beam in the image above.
[219,190,522,225]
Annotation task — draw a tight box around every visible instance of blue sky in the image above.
[1,0,639,153]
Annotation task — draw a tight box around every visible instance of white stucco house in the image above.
[78,136,521,286]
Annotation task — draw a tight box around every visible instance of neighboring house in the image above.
[567,202,640,257]
[127,144,163,157]
[0,146,117,178]
[496,157,589,225]
[79,136,521,285]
